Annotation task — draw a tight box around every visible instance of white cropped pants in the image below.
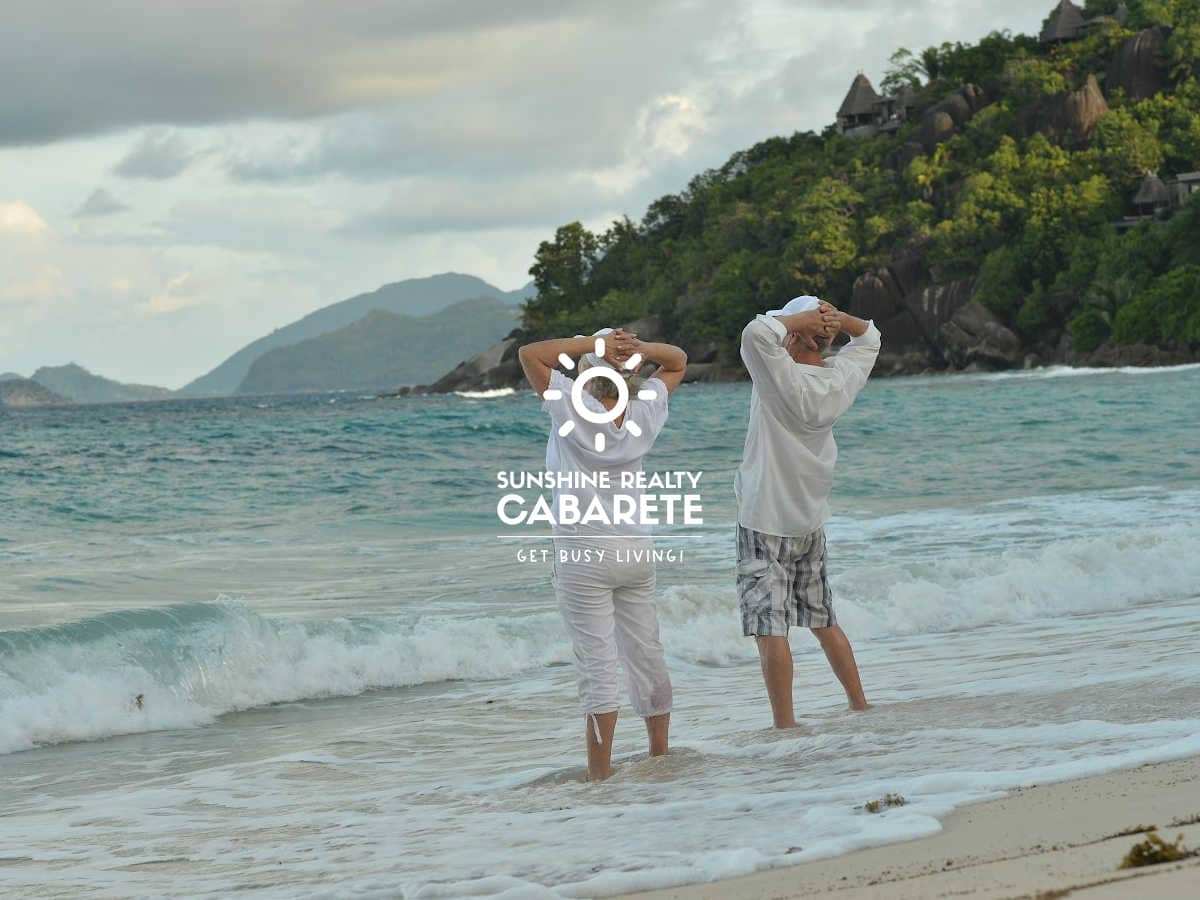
[552,537,673,723]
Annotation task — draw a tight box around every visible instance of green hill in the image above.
[518,0,1200,374]
[236,298,520,395]
[180,273,533,397]
[31,364,172,404]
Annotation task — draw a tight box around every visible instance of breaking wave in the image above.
[965,362,1200,381]
[454,388,518,399]
[2,522,1197,755]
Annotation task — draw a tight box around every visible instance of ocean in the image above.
[2,365,1199,898]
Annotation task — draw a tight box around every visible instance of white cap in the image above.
[574,327,614,366]
[765,295,820,317]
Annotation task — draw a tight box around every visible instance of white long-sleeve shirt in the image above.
[735,314,881,537]
[542,370,670,536]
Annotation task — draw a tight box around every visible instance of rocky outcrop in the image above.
[919,84,987,152]
[850,271,903,322]
[849,270,927,353]
[939,301,1022,370]
[850,250,986,372]
[921,111,957,151]
[1023,75,1108,146]
[849,232,1026,373]
[1108,27,1171,101]
[1058,75,1108,143]
[424,336,523,394]
[1084,342,1199,368]
[873,351,936,376]
[887,241,931,297]
[902,278,976,352]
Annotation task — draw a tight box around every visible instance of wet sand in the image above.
[623,756,1200,899]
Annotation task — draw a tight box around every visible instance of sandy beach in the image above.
[625,756,1200,900]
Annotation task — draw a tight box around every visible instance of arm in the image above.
[829,308,882,392]
[740,307,871,428]
[611,331,688,394]
[738,306,839,389]
[776,307,840,350]
[518,336,597,395]
[836,311,870,338]
[739,316,824,423]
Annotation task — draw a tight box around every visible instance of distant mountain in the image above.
[0,378,71,408]
[0,372,24,382]
[31,364,172,404]
[180,273,534,398]
[237,298,519,395]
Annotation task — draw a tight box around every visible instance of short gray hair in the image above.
[577,357,644,401]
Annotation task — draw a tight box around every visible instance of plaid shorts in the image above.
[736,524,836,636]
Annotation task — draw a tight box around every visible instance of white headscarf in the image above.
[765,295,820,317]
[574,327,614,366]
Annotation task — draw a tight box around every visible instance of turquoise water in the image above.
[4,365,1198,538]
[3,366,1197,627]
[1,365,1199,897]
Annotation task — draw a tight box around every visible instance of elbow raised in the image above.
[739,320,761,354]
[739,321,753,346]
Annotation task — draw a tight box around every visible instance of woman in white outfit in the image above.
[519,328,687,781]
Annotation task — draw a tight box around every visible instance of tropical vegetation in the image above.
[520,0,1200,367]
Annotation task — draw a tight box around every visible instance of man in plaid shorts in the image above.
[735,295,880,726]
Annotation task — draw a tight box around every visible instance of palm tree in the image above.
[1083,277,1134,328]
[920,47,943,83]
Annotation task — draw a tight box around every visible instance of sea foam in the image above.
[455,387,518,399]
[2,521,1197,755]
[963,362,1200,381]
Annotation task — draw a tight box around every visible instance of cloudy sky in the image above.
[1,0,1053,388]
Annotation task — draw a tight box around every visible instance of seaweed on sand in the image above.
[1118,832,1195,869]
[862,793,908,814]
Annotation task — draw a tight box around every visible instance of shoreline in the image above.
[389,358,1200,398]
[622,756,1200,900]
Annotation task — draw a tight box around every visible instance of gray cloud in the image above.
[218,0,1048,194]
[341,174,620,237]
[326,1,1021,236]
[113,131,198,179]
[74,188,130,217]
[1,0,670,146]
[225,2,738,184]
[4,0,1049,199]
[4,0,1059,388]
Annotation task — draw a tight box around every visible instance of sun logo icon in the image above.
[542,336,658,453]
